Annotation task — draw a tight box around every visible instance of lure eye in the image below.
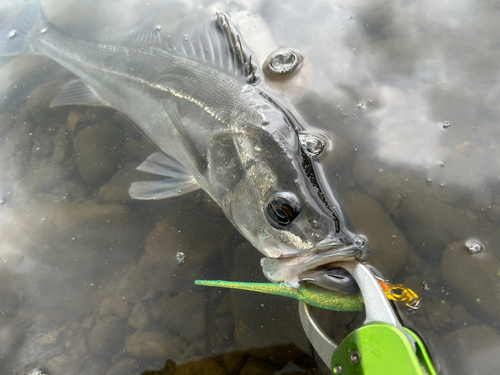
[265,192,300,228]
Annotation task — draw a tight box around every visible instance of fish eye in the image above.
[265,192,300,228]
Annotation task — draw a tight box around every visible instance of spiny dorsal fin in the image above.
[108,11,162,45]
[169,13,259,84]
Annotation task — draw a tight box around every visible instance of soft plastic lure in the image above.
[195,280,363,311]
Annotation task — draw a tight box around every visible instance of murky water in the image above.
[1,0,500,374]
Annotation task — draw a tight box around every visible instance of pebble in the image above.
[97,162,150,204]
[105,358,141,375]
[426,300,451,330]
[88,316,129,356]
[229,243,308,350]
[100,297,130,320]
[174,358,227,375]
[158,291,206,342]
[124,331,187,358]
[44,354,81,375]
[81,316,94,330]
[116,266,147,303]
[323,133,353,172]
[439,325,500,375]
[74,119,122,187]
[449,304,476,329]
[138,213,226,294]
[127,303,149,331]
[371,173,466,205]
[0,317,21,358]
[0,112,14,138]
[441,240,500,319]
[400,194,491,259]
[36,329,63,346]
[342,192,410,277]
[352,155,376,185]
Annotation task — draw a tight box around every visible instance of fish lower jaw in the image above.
[260,245,362,287]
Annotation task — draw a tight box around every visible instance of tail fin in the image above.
[0,3,45,56]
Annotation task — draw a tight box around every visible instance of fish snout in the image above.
[316,234,369,259]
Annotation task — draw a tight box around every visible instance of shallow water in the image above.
[1,0,500,374]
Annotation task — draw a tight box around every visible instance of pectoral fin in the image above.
[162,100,208,175]
[129,152,199,200]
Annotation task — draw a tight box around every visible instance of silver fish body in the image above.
[0,4,368,290]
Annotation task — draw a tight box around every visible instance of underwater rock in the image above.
[11,166,70,204]
[44,354,81,375]
[124,331,187,359]
[157,291,206,342]
[0,202,143,265]
[174,358,227,375]
[400,195,491,259]
[238,357,280,375]
[208,315,234,352]
[439,325,500,375]
[138,213,225,294]
[449,304,476,329]
[323,133,353,173]
[426,300,451,330]
[74,120,122,187]
[100,297,130,320]
[116,266,148,303]
[98,162,149,204]
[352,155,376,185]
[0,317,22,359]
[229,243,308,350]
[127,303,149,331]
[36,329,64,346]
[0,202,144,317]
[0,112,14,138]
[486,204,500,222]
[88,316,129,356]
[343,192,409,277]
[441,240,500,320]
[371,173,466,206]
[0,279,21,314]
[105,358,142,375]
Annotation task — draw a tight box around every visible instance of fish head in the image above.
[209,89,369,287]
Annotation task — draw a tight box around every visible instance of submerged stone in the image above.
[441,240,500,320]
[343,192,409,277]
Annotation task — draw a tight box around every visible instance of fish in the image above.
[0,3,369,291]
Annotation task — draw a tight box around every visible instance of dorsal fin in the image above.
[108,12,162,45]
[168,13,259,84]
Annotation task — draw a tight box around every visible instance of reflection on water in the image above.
[1,0,500,374]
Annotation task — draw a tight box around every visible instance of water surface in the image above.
[1,0,500,374]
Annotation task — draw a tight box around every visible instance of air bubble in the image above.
[357,102,366,109]
[8,30,16,38]
[440,121,452,129]
[265,48,301,76]
[155,25,161,31]
[176,252,185,264]
[465,240,483,254]
[40,28,47,34]
[299,134,325,157]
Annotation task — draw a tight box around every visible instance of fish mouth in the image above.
[260,240,367,290]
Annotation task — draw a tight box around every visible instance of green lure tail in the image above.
[195,280,363,311]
